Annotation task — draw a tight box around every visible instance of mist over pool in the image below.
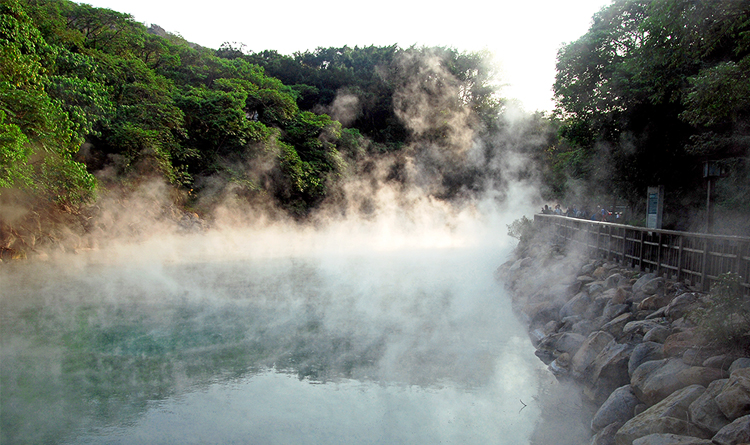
[1,222,546,445]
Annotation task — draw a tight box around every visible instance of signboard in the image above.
[646,186,664,229]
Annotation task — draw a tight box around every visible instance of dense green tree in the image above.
[0,0,95,205]
[552,0,750,226]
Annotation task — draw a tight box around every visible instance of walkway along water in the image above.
[497,215,750,445]
[534,214,750,295]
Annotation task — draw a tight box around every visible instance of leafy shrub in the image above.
[507,215,534,243]
[695,272,750,350]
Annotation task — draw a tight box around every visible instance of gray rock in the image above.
[603,303,631,321]
[592,385,640,431]
[602,312,636,338]
[689,378,730,434]
[508,257,531,273]
[682,348,716,367]
[587,341,635,403]
[588,281,608,296]
[581,263,597,276]
[629,342,666,377]
[712,414,750,445]
[643,326,671,343]
[549,353,571,377]
[614,385,711,445]
[631,358,725,406]
[578,275,597,285]
[606,273,627,289]
[572,331,615,379]
[554,332,587,356]
[560,292,592,319]
[633,273,659,294]
[664,293,699,321]
[624,320,664,337]
[645,307,668,320]
[572,319,600,336]
[632,434,712,445]
[663,329,706,358]
[641,277,665,296]
[615,417,709,445]
[715,368,750,420]
[729,357,750,374]
[703,355,740,372]
[591,422,623,445]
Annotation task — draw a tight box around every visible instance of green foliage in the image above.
[694,272,750,349]
[552,0,750,220]
[506,216,534,243]
[0,0,95,205]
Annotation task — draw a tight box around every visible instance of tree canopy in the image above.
[551,0,750,229]
[1,0,509,227]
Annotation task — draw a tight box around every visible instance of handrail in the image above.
[534,213,750,295]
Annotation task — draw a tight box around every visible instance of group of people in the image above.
[541,204,622,222]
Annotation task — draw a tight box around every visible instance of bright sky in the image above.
[81,0,612,112]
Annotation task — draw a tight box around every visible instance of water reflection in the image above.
[1,249,543,444]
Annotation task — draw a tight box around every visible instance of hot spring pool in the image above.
[1,248,544,444]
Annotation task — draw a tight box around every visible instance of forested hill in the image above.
[0,0,511,231]
[2,0,750,257]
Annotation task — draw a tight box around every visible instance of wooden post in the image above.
[701,237,710,291]
[622,228,629,266]
[656,232,663,276]
[639,230,646,271]
[676,236,684,283]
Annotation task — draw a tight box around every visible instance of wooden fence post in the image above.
[639,231,646,271]
[656,232,663,276]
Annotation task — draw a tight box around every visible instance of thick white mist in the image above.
[2,201,546,445]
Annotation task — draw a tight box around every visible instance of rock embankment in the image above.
[497,246,750,445]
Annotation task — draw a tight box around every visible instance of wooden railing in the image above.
[534,214,750,295]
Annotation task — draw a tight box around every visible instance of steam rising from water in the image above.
[2,219,546,444]
[1,49,557,444]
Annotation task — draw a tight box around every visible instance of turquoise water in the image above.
[1,249,542,444]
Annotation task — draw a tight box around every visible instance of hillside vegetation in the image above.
[1,0,749,256]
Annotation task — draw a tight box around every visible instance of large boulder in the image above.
[688,378,730,434]
[602,313,636,338]
[586,341,635,403]
[712,414,750,445]
[591,422,623,445]
[681,348,718,367]
[664,293,700,321]
[554,332,587,356]
[702,355,740,373]
[632,434,712,445]
[729,357,750,374]
[523,299,563,325]
[642,326,671,344]
[591,385,640,432]
[715,368,750,421]
[606,273,628,289]
[662,329,707,358]
[588,281,608,296]
[629,342,666,377]
[560,292,592,319]
[571,331,615,379]
[614,385,711,445]
[638,294,670,312]
[633,274,659,294]
[631,359,725,406]
[640,277,665,296]
[603,303,631,321]
[624,321,665,338]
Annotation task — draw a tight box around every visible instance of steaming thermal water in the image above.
[1,247,545,444]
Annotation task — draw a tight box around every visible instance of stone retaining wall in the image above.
[497,242,750,445]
